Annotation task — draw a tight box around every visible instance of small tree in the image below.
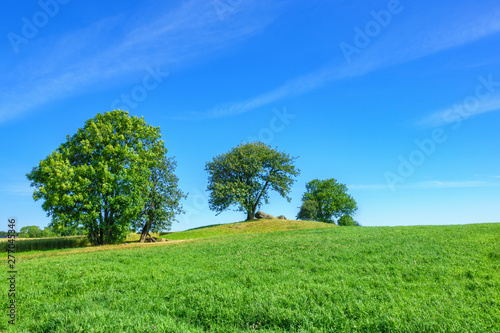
[205,142,300,220]
[41,227,56,237]
[19,226,42,238]
[27,110,179,245]
[296,199,318,221]
[337,215,360,226]
[132,156,186,242]
[300,178,357,224]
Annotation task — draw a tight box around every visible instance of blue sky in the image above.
[1,0,499,232]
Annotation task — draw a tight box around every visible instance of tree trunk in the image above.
[140,202,154,242]
[99,227,104,245]
[139,220,152,242]
[246,210,256,221]
[104,209,111,244]
[88,221,97,245]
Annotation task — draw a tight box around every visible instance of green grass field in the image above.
[162,219,337,240]
[4,222,500,332]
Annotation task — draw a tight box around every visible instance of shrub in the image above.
[337,215,360,226]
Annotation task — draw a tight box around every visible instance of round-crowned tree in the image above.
[26,110,184,245]
[299,178,357,224]
[205,142,300,220]
[337,215,361,226]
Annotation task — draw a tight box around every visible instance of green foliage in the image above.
[131,156,186,241]
[18,224,87,238]
[301,178,357,223]
[205,142,300,220]
[57,226,87,237]
[18,226,59,238]
[26,110,175,245]
[9,223,500,332]
[338,215,360,226]
[19,225,43,238]
[296,199,318,221]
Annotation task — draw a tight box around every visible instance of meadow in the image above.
[161,219,337,240]
[4,222,500,332]
[0,232,165,254]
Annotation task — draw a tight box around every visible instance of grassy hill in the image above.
[162,219,337,240]
[8,222,500,332]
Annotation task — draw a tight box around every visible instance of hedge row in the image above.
[0,236,89,252]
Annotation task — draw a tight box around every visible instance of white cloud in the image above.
[0,0,284,124]
[418,97,500,128]
[191,3,500,119]
[3,1,500,123]
[408,180,500,189]
[185,65,341,119]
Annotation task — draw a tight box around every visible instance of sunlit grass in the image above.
[163,219,336,240]
[7,222,500,332]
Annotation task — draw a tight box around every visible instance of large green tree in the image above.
[26,110,182,245]
[131,156,186,242]
[205,142,300,220]
[299,178,357,224]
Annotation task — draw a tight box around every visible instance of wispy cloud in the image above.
[190,3,500,120]
[409,180,500,189]
[0,0,284,124]
[418,96,500,128]
[183,65,341,119]
[4,1,500,123]
[349,180,500,191]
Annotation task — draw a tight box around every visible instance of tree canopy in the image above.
[299,178,357,224]
[205,142,300,220]
[18,226,44,238]
[131,155,186,242]
[296,199,318,221]
[26,110,183,245]
[337,215,361,226]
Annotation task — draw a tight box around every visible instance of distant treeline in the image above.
[0,226,87,238]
